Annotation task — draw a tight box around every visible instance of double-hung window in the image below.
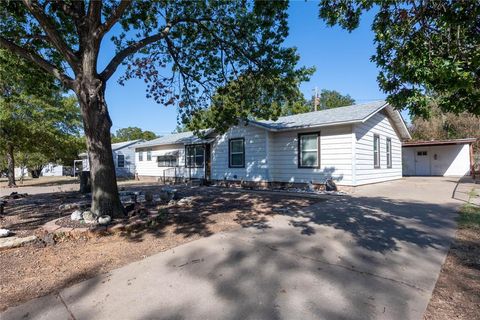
[117,154,125,168]
[386,138,392,168]
[298,132,320,168]
[373,134,381,168]
[138,151,143,162]
[147,148,152,161]
[229,138,245,168]
[185,145,205,168]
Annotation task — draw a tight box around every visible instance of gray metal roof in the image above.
[135,129,214,148]
[252,101,387,130]
[111,139,144,151]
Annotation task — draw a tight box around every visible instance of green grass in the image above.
[458,203,480,229]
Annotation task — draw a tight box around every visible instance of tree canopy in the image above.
[319,0,480,116]
[112,127,157,143]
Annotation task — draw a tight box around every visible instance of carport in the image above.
[402,138,476,176]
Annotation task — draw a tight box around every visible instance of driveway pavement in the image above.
[2,177,462,320]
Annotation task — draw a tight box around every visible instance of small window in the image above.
[138,151,143,161]
[185,145,204,168]
[417,151,427,156]
[117,155,125,168]
[373,134,380,168]
[157,155,177,167]
[298,132,320,168]
[147,149,152,161]
[386,138,392,168]
[229,138,245,168]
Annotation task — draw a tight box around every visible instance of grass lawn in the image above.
[424,189,480,320]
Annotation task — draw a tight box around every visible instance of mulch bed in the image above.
[424,228,480,320]
[0,185,318,312]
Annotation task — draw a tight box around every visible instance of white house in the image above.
[79,139,144,178]
[41,163,71,176]
[135,101,411,186]
[402,138,476,176]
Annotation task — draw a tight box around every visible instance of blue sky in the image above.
[101,1,390,136]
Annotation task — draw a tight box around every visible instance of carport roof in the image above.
[402,138,477,147]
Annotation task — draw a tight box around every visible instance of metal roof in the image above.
[111,139,144,151]
[251,101,388,130]
[403,138,477,147]
[135,129,214,148]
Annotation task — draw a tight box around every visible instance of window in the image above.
[138,151,143,161]
[147,148,152,161]
[185,145,204,168]
[298,132,320,168]
[157,155,177,167]
[117,154,125,168]
[386,138,392,168]
[373,134,380,168]
[417,151,427,156]
[229,138,245,168]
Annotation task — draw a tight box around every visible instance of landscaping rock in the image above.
[98,215,111,225]
[0,228,11,238]
[0,235,37,250]
[71,210,83,221]
[177,196,194,207]
[159,187,177,202]
[83,210,97,224]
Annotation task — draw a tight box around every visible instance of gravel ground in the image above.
[0,186,316,311]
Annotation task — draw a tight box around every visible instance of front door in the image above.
[205,143,211,181]
[415,150,430,175]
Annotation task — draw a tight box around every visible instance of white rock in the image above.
[98,215,111,225]
[0,228,11,238]
[71,210,83,221]
[83,210,96,223]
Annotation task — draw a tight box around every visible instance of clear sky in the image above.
[101,1,390,136]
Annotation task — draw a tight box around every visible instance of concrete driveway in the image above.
[2,177,461,320]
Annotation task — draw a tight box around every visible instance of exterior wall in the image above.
[114,146,136,177]
[14,167,29,178]
[135,144,205,179]
[211,125,269,182]
[41,163,64,176]
[354,111,403,185]
[402,144,471,176]
[269,125,354,185]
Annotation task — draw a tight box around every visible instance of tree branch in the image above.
[0,36,74,88]
[87,0,102,30]
[100,23,173,81]
[96,0,131,38]
[21,0,79,72]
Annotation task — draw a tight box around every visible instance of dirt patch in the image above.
[424,227,480,320]
[0,186,317,311]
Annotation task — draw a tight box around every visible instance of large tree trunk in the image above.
[76,77,124,218]
[6,143,16,188]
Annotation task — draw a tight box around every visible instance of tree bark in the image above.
[6,143,16,188]
[75,78,125,218]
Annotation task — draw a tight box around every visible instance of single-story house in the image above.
[402,138,477,176]
[79,139,144,177]
[135,101,411,186]
[40,163,72,177]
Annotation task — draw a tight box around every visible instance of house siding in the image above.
[136,144,205,179]
[269,125,354,185]
[114,146,137,177]
[211,125,269,182]
[354,111,402,185]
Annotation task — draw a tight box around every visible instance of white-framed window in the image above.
[185,145,204,168]
[374,134,380,168]
[147,148,152,161]
[117,154,125,168]
[298,132,320,168]
[229,138,245,168]
[138,151,143,161]
[157,155,177,167]
[386,138,392,168]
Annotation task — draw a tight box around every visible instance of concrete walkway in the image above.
[2,177,462,320]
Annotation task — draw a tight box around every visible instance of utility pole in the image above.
[312,87,320,111]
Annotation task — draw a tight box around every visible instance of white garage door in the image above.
[403,144,471,176]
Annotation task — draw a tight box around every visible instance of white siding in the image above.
[211,125,269,181]
[136,144,205,179]
[269,125,354,185]
[354,111,402,185]
[114,146,137,177]
[402,144,471,176]
[41,164,64,176]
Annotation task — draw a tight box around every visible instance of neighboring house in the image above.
[41,163,72,177]
[402,138,477,176]
[14,167,29,179]
[79,139,144,177]
[135,101,411,186]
